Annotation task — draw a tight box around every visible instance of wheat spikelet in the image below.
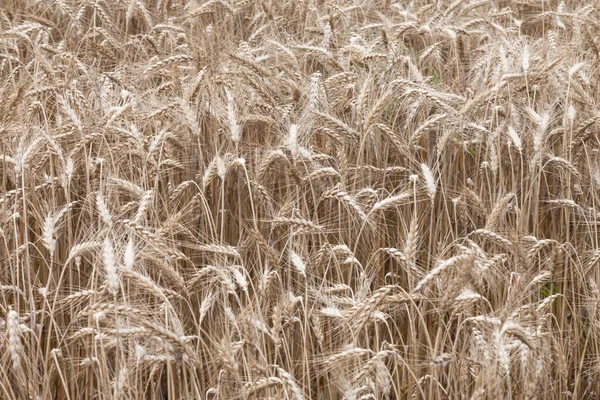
[349,286,396,330]
[546,156,580,178]
[97,192,113,227]
[133,190,153,223]
[289,251,307,277]
[6,309,22,372]
[312,109,359,140]
[526,239,557,260]
[273,217,322,232]
[65,241,101,265]
[326,347,374,366]
[103,238,120,298]
[501,322,534,349]
[63,290,97,304]
[305,167,340,181]
[370,192,411,214]
[420,164,436,201]
[353,348,396,384]
[380,247,407,263]
[144,54,194,75]
[225,88,242,144]
[42,214,57,256]
[321,188,368,222]
[119,219,189,262]
[413,254,471,293]
[244,377,284,394]
[404,217,419,266]
[485,193,516,230]
[410,113,448,144]
[545,198,579,210]
[274,365,305,400]
[107,178,145,197]
[471,229,513,248]
[120,269,173,300]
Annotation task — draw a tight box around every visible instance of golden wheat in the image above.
[1,0,600,398]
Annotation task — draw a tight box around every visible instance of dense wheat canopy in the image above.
[2,0,600,398]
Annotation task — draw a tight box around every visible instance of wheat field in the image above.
[1,0,600,398]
